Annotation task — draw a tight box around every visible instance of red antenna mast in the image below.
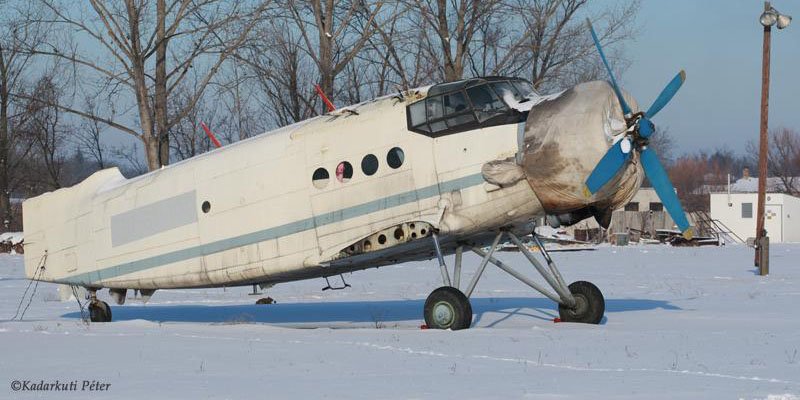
[200,121,222,148]
[314,84,336,112]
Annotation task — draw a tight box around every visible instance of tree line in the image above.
[664,127,800,212]
[2,0,797,232]
[0,0,642,230]
[7,0,797,231]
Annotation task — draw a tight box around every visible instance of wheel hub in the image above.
[568,294,589,317]
[432,301,455,327]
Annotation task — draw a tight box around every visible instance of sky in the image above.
[622,0,800,156]
[98,0,799,162]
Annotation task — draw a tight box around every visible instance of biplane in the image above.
[23,22,689,328]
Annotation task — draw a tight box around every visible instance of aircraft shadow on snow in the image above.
[61,297,680,326]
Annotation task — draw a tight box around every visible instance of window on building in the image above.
[312,168,329,189]
[742,202,753,218]
[649,202,663,212]
[624,202,639,211]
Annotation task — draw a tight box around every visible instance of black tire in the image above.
[423,286,472,330]
[89,300,112,323]
[255,297,275,305]
[558,281,604,324]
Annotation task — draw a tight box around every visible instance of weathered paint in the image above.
[22,80,643,290]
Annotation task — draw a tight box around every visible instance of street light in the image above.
[761,6,792,28]
[755,2,791,276]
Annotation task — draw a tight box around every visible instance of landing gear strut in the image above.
[424,230,605,329]
[87,289,112,323]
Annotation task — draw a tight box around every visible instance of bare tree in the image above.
[747,127,800,195]
[504,0,639,91]
[22,74,68,188]
[284,0,401,110]
[415,0,503,82]
[767,127,800,195]
[240,22,319,126]
[73,97,109,170]
[26,0,272,171]
[0,7,45,228]
[648,127,675,166]
[168,75,218,160]
[212,60,264,142]
[669,153,710,212]
[111,143,148,177]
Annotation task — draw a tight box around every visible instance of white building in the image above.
[709,176,800,243]
[618,187,664,213]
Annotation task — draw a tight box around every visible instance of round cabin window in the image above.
[387,147,404,169]
[201,201,211,213]
[312,167,330,189]
[336,161,353,183]
[361,154,379,176]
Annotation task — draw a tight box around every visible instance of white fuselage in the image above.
[23,93,544,289]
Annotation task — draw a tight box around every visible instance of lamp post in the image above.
[755,2,791,275]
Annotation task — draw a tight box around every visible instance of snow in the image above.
[1,244,799,399]
[730,176,797,193]
[0,232,22,245]
[502,90,565,112]
[535,225,578,241]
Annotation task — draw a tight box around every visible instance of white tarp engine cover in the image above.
[520,81,643,215]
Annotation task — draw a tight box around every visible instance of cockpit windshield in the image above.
[407,77,534,137]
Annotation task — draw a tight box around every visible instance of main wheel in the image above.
[558,281,605,324]
[423,286,472,330]
[89,300,112,322]
[255,297,275,305]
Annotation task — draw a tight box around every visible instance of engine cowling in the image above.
[521,81,643,218]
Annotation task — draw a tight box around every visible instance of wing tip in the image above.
[682,227,694,240]
[679,70,687,82]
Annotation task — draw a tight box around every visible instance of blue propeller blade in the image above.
[645,70,686,119]
[640,148,692,236]
[584,139,631,195]
[587,18,632,116]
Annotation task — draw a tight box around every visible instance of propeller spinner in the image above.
[583,19,693,238]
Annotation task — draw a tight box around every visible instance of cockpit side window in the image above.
[512,80,536,97]
[441,91,475,131]
[466,84,508,123]
[426,95,447,133]
[490,81,523,103]
[408,101,430,133]
[443,91,468,115]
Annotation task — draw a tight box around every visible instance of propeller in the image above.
[583,19,692,238]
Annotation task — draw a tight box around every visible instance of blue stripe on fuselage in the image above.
[61,173,486,285]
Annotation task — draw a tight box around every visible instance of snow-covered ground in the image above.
[1,244,799,399]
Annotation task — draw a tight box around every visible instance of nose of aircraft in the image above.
[520,81,643,217]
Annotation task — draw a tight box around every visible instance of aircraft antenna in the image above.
[314,84,337,112]
[200,121,223,148]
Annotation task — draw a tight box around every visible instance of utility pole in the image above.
[755,1,791,275]
[755,1,771,275]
